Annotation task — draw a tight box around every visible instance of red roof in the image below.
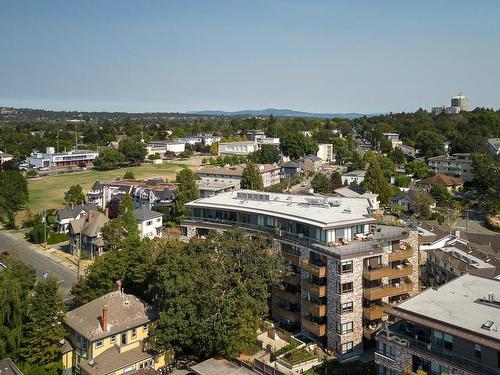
[418,174,463,186]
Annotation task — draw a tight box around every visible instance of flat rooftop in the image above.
[191,358,254,375]
[186,190,375,229]
[393,274,500,342]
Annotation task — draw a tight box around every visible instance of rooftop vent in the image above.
[481,320,495,331]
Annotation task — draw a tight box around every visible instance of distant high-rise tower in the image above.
[451,95,470,112]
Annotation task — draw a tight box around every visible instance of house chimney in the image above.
[116,280,122,293]
[70,202,74,209]
[86,210,95,223]
[454,229,460,238]
[104,207,109,218]
[101,305,108,332]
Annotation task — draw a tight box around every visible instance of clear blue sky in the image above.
[1,0,499,113]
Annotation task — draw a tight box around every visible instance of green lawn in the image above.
[26,163,187,214]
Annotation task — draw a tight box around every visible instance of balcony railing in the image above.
[388,248,414,261]
[363,265,413,281]
[302,300,326,317]
[364,282,414,300]
[282,252,300,266]
[363,305,388,320]
[283,274,301,286]
[302,317,327,337]
[183,217,410,257]
[274,288,301,304]
[301,260,326,278]
[302,280,326,297]
[274,305,300,322]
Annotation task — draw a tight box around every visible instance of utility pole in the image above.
[77,230,82,278]
[56,128,60,153]
[43,209,47,249]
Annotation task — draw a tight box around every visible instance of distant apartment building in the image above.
[451,95,470,112]
[317,143,334,163]
[382,133,403,148]
[181,191,419,360]
[196,164,280,188]
[428,153,474,182]
[246,129,266,141]
[26,147,98,168]
[145,141,185,157]
[218,138,280,157]
[197,180,238,198]
[172,134,221,146]
[375,274,500,375]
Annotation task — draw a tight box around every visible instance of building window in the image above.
[146,220,153,226]
[443,333,453,351]
[340,261,353,274]
[337,282,353,294]
[340,341,353,354]
[132,328,137,339]
[338,301,353,314]
[121,333,127,345]
[143,324,148,332]
[475,343,481,360]
[95,340,103,348]
[337,321,353,334]
[110,335,116,344]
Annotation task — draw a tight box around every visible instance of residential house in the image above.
[87,180,136,209]
[133,208,163,239]
[63,282,167,375]
[428,153,474,182]
[416,174,464,192]
[145,141,185,157]
[334,187,380,210]
[181,190,419,360]
[395,144,416,159]
[390,190,436,212]
[0,151,13,164]
[487,138,500,155]
[341,170,366,185]
[69,210,109,258]
[375,274,500,375]
[317,143,334,163]
[55,204,98,233]
[280,160,303,179]
[301,155,323,175]
[172,134,221,146]
[382,133,402,148]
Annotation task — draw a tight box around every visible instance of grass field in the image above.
[26,162,187,214]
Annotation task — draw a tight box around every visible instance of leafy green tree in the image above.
[123,170,135,179]
[348,150,365,171]
[394,175,411,188]
[379,137,393,154]
[415,130,445,158]
[27,213,46,244]
[430,184,452,206]
[405,160,431,179]
[64,184,86,205]
[377,155,396,181]
[19,277,66,374]
[472,153,500,213]
[280,133,318,159]
[390,147,406,164]
[0,170,28,225]
[241,163,264,190]
[249,145,280,164]
[118,139,147,165]
[119,193,134,214]
[412,191,434,218]
[311,172,331,194]
[173,169,200,222]
[93,148,126,170]
[210,142,218,156]
[362,160,393,204]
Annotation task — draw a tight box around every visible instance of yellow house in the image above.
[63,281,167,375]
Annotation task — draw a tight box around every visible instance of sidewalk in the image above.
[4,230,79,273]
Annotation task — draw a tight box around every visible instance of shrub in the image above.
[47,232,69,245]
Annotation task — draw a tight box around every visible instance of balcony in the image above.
[274,288,301,304]
[388,248,414,262]
[302,300,326,317]
[363,265,413,281]
[283,274,301,286]
[301,260,326,278]
[282,252,300,266]
[274,305,300,322]
[364,282,414,301]
[302,280,326,297]
[363,305,388,321]
[302,317,326,337]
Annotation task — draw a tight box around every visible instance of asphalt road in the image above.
[0,231,76,298]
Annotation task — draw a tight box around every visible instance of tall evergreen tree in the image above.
[362,160,393,204]
[241,163,264,190]
[19,278,66,374]
[173,168,200,222]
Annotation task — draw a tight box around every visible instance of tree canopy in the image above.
[241,163,264,190]
[63,184,86,205]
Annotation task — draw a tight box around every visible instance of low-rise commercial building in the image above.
[172,134,221,146]
[26,147,98,168]
[428,153,474,182]
[317,143,334,163]
[181,190,419,360]
[341,170,366,185]
[196,164,280,188]
[375,274,500,375]
[146,141,185,157]
[218,141,259,156]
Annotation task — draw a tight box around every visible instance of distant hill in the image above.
[188,108,369,119]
